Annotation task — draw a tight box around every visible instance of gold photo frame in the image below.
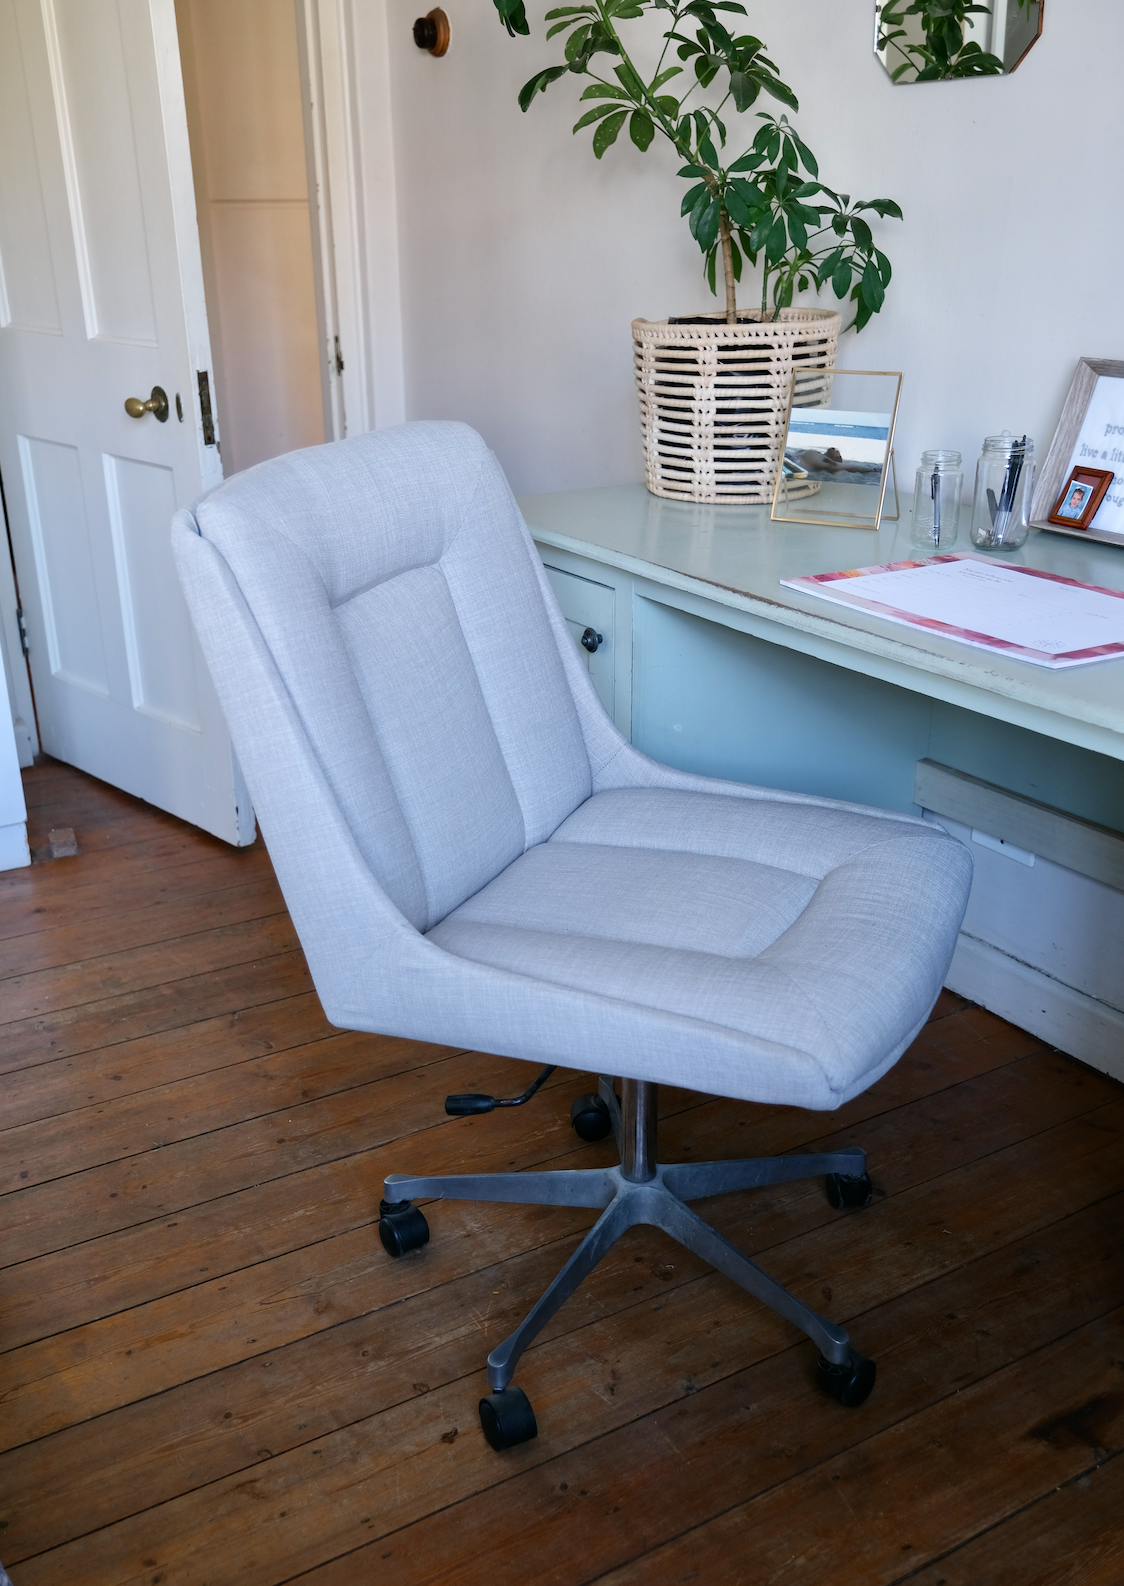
[771,368,903,531]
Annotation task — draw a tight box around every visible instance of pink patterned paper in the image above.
[780,554,1124,668]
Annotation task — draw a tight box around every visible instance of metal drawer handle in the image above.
[581,627,603,654]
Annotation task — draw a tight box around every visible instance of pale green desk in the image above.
[521,485,1124,1077]
[521,486,1124,828]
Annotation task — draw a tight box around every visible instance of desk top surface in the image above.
[520,484,1124,754]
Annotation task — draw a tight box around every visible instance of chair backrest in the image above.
[180,422,593,931]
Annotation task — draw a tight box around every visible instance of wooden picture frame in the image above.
[1047,466,1114,531]
[1031,358,1124,546]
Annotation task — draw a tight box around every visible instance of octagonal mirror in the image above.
[875,0,1043,82]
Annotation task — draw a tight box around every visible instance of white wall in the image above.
[373,0,1123,497]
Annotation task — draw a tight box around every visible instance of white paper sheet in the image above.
[781,554,1124,668]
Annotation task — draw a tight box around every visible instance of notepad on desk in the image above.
[781,554,1124,668]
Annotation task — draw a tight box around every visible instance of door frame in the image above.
[0,472,37,765]
[295,0,405,442]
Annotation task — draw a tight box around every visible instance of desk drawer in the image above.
[542,563,615,717]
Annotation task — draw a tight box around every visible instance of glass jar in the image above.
[911,450,962,551]
[970,433,1035,552]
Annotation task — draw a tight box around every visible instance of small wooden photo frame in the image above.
[1047,466,1114,531]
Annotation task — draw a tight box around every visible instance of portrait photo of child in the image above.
[1047,465,1115,531]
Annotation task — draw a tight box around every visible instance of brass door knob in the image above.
[124,386,169,422]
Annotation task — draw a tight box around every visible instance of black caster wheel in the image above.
[378,1199,430,1258]
[825,1170,873,1210]
[816,1349,876,1407]
[570,1092,612,1143]
[479,1385,538,1451]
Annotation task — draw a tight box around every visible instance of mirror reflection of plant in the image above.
[493,0,901,328]
[878,0,1030,82]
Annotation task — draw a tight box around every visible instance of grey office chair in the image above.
[174,422,971,1451]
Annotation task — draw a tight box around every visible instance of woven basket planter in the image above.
[632,307,842,505]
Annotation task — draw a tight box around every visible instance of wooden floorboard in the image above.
[1,760,1122,1585]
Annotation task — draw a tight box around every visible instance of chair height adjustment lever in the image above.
[445,1064,556,1117]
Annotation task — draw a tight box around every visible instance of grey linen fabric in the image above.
[173,420,971,1112]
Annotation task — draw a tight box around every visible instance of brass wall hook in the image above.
[413,7,449,55]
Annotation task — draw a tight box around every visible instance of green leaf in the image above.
[692,195,722,250]
[762,75,798,111]
[518,66,568,112]
[791,132,819,177]
[727,70,758,112]
[723,184,753,226]
[786,209,808,250]
[815,246,843,287]
[728,177,765,207]
[580,83,632,100]
[695,56,720,90]
[850,215,874,253]
[614,61,645,97]
[563,23,592,61]
[693,112,719,167]
[831,258,851,298]
[849,283,874,333]
[765,215,787,263]
[748,211,772,252]
[651,66,683,89]
[592,108,628,157]
[629,109,655,150]
[860,259,885,312]
[654,95,680,116]
[728,150,764,173]
[573,103,628,132]
[856,198,904,220]
[681,181,708,216]
[706,245,718,296]
[493,0,530,36]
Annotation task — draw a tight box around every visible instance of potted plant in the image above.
[490,0,902,502]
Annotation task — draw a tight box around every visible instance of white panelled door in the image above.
[0,0,254,844]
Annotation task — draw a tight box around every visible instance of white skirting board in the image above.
[0,819,29,871]
[946,932,1124,1086]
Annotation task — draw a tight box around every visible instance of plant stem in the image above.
[718,209,737,323]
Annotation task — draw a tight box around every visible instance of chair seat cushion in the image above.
[432,839,819,960]
[426,787,971,1106]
